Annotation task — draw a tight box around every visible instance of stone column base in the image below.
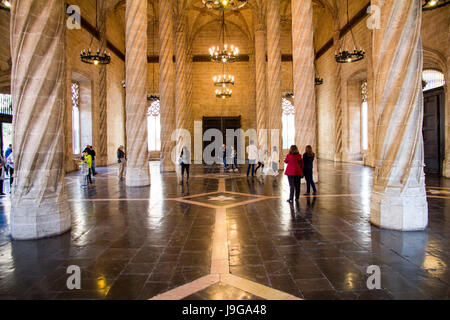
[370,188,428,231]
[11,200,71,240]
[126,166,150,187]
[443,157,450,178]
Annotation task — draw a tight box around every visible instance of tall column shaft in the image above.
[266,0,282,166]
[333,32,343,162]
[291,0,317,179]
[125,0,150,186]
[97,0,108,165]
[10,0,71,239]
[175,20,190,150]
[159,0,176,172]
[370,0,427,230]
[255,27,267,151]
[443,22,450,178]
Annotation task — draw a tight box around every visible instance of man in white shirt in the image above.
[246,140,258,177]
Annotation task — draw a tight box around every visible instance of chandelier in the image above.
[147,94,159,102]
[216,88,232,99]
[315,77,323,85]
[213,74,235,87]
[209,11,239,63]
[80,49,111,65]
[81,0,111,66]
[0,0,11,10]
[335,0,365,63]
[423,0,450,10]
[202,0,247,10]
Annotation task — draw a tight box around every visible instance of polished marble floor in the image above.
[0,160,449,300]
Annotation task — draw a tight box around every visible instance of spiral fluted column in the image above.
[159,0,176,172]
[97,0,108,165]
[175,19,190,154]
[443,23,450,178]
[125,0,150,186]
[266,0,282,168]
[333,32,343,162]
[255,26,268,151]
[291,0,316,155]
[370,0,427,230]
[10,0,71,239]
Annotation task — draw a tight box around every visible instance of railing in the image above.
[0,94,13,116]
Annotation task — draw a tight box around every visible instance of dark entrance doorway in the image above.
[202,116,241,161]
[422,86,445,174]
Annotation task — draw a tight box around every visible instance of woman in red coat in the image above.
[284,145,303,203]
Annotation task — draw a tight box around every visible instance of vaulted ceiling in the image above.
[109,0,339,50]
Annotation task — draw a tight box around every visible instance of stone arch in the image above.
[422,46,449,177]
[344,68,367,162]
[71,71,93,157]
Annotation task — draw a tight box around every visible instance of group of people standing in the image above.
[284,145,317,203]
[245,141,280,178]
[0,144,14,195]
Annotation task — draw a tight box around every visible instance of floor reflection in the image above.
[0,160,448,299]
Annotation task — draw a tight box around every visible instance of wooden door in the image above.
[422,87,445,174]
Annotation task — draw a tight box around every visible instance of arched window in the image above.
[71,82,81,154]
[423,69,445,91]
[147,100,161,151]
[361,81,368,151]
[282,98,295,149]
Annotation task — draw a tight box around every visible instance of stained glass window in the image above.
[282,98,295,149]
[0,94,12,115]
[71,83,81,154]
[361,81,368,151]
[148,100,161,151]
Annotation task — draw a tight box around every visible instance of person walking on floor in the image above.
[6,151,14,190]
[255,148,267,175]
[221,144,227,169]
[77,156,89,187]
[229,145,239,172]
[179,146,190,184]
[0,151,6,196]
[117,145,126,180]
[82,150,93,186]
[303,145,317,195]
[246,140,258,177]
[271,146,279,177]
[4,144,12,178]
[83,145,97,176]
[284,145,303,203]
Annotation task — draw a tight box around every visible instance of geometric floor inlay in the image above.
[151,178,301,300]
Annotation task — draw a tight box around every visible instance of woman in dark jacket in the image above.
[284,145,303,203]
[303,145,317,195]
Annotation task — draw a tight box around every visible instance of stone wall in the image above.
[313,0,449,175]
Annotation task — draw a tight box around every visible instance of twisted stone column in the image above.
[97,0,107,165]
[266,0,282,168]
[443,22,450,178]
[255,25,268,151]
[125,0,150,186]
[96,0,108,165]
[333,32,343,162]
[159,0,176,172]
[175,19,190,152]
[370,0,427,230]
[291,0,318,180]
[10,0,71,239]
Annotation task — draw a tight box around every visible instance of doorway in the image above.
[422,86,445,174]
[202,116,241,160]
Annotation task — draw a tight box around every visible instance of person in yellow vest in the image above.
[82,150,93,186]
